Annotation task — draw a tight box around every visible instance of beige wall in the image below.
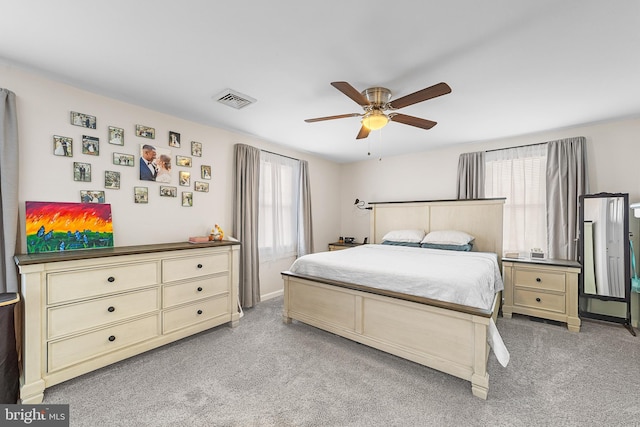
[1,64,341,300]
[339,117,640,325]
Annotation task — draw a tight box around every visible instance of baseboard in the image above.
[261,289,284,301]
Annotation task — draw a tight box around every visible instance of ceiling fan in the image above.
[305,81,452,139]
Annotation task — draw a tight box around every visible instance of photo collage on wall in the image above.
[53,110,213,207]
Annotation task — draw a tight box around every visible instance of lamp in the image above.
[631,202,640,218]
[361,110,388,130]
[354,198,372,210]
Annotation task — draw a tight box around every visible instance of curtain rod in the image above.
[485,141,547,153]
[260,149,299,161]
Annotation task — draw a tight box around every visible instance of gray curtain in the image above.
[232,144,261,308]
[0,89,19,294]
[456,151,485,199]
[546,137,588,261]
[297,160,313,256]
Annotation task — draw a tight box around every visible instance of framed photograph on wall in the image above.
[191,141,202,157]
[53,135,73,157]
[134,187,148,204]
[82,135,99,155]
[176,155,192,167]
[169,131,180,148]
[113,152,134,166]
[160,186,177,197]
[80,190,105,203]
[104,171,120,189]
[201,165,211,180]
[70,111,96,129]
[135,124,155,139]
[194,181,209,192]
[108,126,124,145]
[179,171,190,186]
[73,162,91,182]
[182,192,193,207]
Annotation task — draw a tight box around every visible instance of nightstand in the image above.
[502,257,582,332]
[328,242,364,251]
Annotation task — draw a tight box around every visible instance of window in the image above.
[258,151,300,261]
[485,144,547,255]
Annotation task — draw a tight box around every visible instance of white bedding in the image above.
[289,244,510,367]
[289,244,504,311]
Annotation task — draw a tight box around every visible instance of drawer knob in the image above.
[197,287,203,292]
[536,277,542,282]
[536,297,541,302]
[197,309,203,315]
[197,263,203,269]
[107,276,115,283]
[108,335,116,342]
[107,306,115,312]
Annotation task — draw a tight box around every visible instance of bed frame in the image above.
[282,198,505,399]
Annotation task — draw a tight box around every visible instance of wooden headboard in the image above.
[369,198,505,259]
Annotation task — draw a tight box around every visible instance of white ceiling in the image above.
[2,1,639,163]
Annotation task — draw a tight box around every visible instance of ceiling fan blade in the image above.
[356,125,370,139]
[331,81,370,106]
[388,82,451,109]
[305,113,361,123]
[389,113,437,130]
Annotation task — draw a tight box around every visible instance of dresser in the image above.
[328,242,364,251]
[15,241,240,404]
[502,257,581,332]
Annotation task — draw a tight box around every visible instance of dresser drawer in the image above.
[162,296,229,334]
[513,288,566,314]
[513,269,565,292]
[47,314,160,372]
[163,274,229,308]
[48,288,160,339]
[162,252,229,283]
[47,262,159,305]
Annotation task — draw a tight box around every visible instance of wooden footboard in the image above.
[282,272,498,399]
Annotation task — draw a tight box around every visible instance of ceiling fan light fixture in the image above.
[362,110,388,130]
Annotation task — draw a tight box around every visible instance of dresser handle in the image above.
[197,287,203,292]
[107,276,115,283]
[536,297,541,302]
[108,335,116,342]
[197,309,203,315]
[107,306,115,312]
[197,263,203,269]
[536,277,541,282]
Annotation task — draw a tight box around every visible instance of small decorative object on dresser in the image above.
[502,257,581,332]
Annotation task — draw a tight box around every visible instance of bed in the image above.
[281,198,507,399]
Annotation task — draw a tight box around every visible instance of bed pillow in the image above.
[420,242,473,251]
[382,240,422,247]
[421,230,475,245]
[381,229,426,243]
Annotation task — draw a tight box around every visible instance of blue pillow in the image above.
[420,242,473,251]
[382,240,421,247]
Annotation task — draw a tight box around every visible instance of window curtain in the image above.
[232,144,261,308]
[546,137,588,261]
[485,144,547,255]
[456,151,485,199]
[0,89,19,294]
[297,160,313,256]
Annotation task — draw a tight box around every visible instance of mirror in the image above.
[578,192,635,335]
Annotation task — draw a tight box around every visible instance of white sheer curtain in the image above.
[485,144,547,255]
[259,151,300,261]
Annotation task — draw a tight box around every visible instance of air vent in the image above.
[214,89,256,109]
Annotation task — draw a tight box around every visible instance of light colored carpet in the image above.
[44,297,640,426]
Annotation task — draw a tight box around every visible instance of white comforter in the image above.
[289,244,510,367]
[289,244,504,311]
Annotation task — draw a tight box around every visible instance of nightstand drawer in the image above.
[514,269,565,292]
[513,288,565,314]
